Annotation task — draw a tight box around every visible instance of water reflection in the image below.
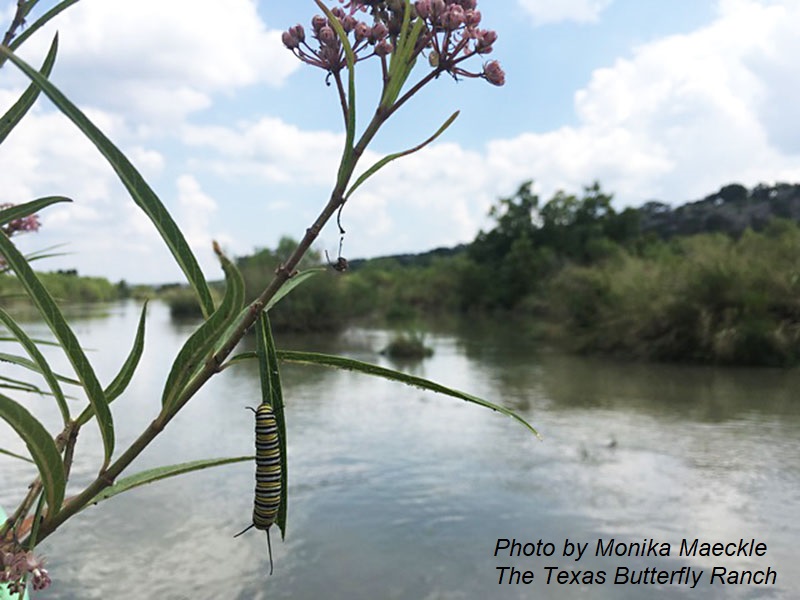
[1,301,798,599]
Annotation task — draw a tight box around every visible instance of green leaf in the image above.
[255,313,288,539]
[0,336,61,347]
[6,0,82,53]
[213,269,322,368]
[0,231,114,469]
[0,307,69,424]
[313,0,357,183]
[0,196,71,226]
[345,111,459,200]
[162,244,244,412]
[0,374,48,394]
[381,2,424,109]
[0,447,35,463]
[265,268,323,311]
[103,301,147,402]
[278,350,541,439]
[0,351,82,386]
[0,393,66,516]
[0,34,58,145]
[0,44,216,319]
[76,301,148,426]
[87,456,252,506]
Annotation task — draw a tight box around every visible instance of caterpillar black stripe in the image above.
[235,402,281,575]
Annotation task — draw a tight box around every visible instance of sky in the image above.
[1,0,799,284]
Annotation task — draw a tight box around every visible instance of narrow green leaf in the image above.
[162,244,244,411]
[265,268,323,311]
[314,0,357,183]
[0,336,60,347]
[103,301,147,402]
[0,45,215,318]
[345,111,459,200]
[0,307,69,424]
[213,259,312,359]
[215,269,321,369]
[223,350,256,366]
[26,494,47,555]
[278,350,541,439]
[0,351,82,386]
[255,314,272,407]
[76,301,148,426]
[228,346,540,438]
[255,313,288,538]
[6,0,81,53]
[381,4,424,109]
[0,196,71,226]
[87,456,252,506]
[0,34,58,145]
[0,447,35,463]
[0,231,114,468]
[0,393,66,516]
[0,375,48,394]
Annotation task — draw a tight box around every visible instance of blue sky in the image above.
[2,0,799,284]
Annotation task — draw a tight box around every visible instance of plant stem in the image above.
[31,144,365,544]
[26,35,438,544]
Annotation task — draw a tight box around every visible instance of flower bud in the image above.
[282,30,299,49]
[342,15,357,32]
[375,39,394,57]
[476,29,497,53]
[370,22,389,43]
[311,15,327,34]
[291,24,306,43]
[465,9,481,27]
[354,21,370,41]
[319,25,337,46]
[483,60,505,86]
[442,5,465,29]
[415,0,431,20]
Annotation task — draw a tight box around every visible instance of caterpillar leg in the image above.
[266,527,274,576]
[233,523,255,538]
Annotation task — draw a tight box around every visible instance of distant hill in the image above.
[351,182,800,267]
[347,244,468,270]
[638,182,800,238]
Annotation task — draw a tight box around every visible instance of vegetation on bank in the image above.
[327,180,800,367]
[8,180,799,366]
[155,179,800,366]
[0,269,120,304]
[550,222,800,366]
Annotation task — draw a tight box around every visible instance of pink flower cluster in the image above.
[413,0,504,85]
[1,547,52,595]
[281,7,394,74]
[0,203,41,270]
[282,0,505,87]
[1,203,41,237]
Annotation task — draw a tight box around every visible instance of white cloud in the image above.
[518,0,613,26]
[5,0,800,283]
[182,117,345,185]
[11,0,298,124]
[174,174,240,272]
[491,0,800,205]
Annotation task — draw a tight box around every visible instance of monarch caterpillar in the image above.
[235,402,281,575]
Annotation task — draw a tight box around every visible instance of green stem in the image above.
[25,29,451,545]
[31,144,368,545]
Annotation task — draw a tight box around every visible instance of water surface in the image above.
[1,301,797,599]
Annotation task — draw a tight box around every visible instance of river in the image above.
[1,300,798,599]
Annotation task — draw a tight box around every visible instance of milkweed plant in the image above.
[0,0,537,595]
